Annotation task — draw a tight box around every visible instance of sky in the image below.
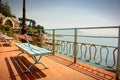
[8,0,120,29]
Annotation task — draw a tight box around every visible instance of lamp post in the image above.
[21,0,27,34]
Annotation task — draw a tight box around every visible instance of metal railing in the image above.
[41,26,120,79]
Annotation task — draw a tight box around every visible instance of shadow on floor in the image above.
[45,54,115,80]
[5,56,46,80]
[2,43,11,47]
[0,49,19,53]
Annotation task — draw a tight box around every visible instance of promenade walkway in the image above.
[0,42,116,80]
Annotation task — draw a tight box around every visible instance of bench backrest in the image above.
[15,34,33,50]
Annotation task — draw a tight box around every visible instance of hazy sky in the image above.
[8,0,120,29]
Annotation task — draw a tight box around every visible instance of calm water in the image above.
[45,29,118,46]
[45,28,119,69]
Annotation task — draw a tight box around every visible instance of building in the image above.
[0,13,19,29]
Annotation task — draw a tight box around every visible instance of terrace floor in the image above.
[0,41,116,80]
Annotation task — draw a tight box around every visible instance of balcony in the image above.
[0,26,120,80]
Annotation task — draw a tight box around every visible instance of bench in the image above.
[0,33,14,46]
[2,34,14,43]
[15,34,52,73]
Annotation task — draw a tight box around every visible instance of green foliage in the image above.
[18,18,36,28]
[0,24,4,30]
[18,17,45,33]
[0,0,15,17]
[0,24,13,36]
[4,25,12,31]
[36,25,45,33]
[27,29,38,36]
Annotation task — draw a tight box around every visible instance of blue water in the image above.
[46,29,118,46]
[45,29,118,69]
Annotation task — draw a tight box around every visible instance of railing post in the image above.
[53,29,55,55]
[74,28,77,63]
[39,29,42,47]
[116,26,120,80]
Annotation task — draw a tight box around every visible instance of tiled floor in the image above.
[0,42,116,80]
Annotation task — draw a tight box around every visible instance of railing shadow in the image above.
[5,56,46,80]
[45,54,115,80]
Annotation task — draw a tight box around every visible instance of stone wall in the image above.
[0,13,19,29]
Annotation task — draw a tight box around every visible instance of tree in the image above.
[18,18,36,28]
[0,0,14,17]
[18,18,45,33]
[0,0,2,4]
[36,25,45,33]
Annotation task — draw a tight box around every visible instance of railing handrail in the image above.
[45,26,120,30]
[46,34,118,38]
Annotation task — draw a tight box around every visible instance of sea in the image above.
[45,28,118,46]
[45,28,119,69]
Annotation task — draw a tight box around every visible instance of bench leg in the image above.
[24,55,48,73]
[24,62,48,73]
[24,63,36,73]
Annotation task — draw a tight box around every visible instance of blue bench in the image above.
[15,34,52,72]
[0,33,14,46]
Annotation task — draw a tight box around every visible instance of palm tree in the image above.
[21,0,26,34]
